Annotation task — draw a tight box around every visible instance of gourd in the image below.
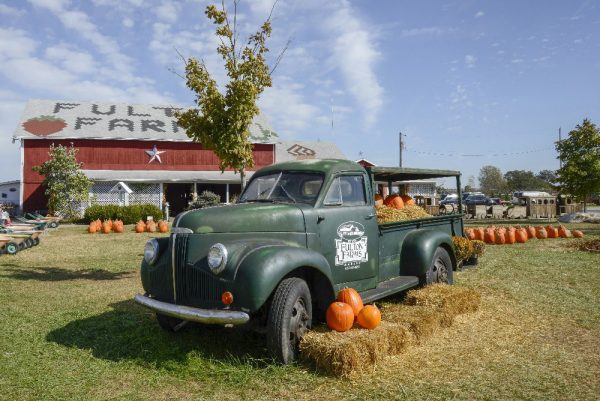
[383,194,404,209]
[95,219,102,232]
[146,220,157,233]
[88,222,97,234]
[526,226,536,239]
[113,220,124,233]
[326,302,355,332]
[558,225,572,238]
[505,227,516,244]
[101,221,111,234]
[337,287,363,318]
[494,229,506,245]
[158,220,169,233]
[374,194,384,208]
[465,228,476,241]
[357,305,381,330]
[474,227,485,241]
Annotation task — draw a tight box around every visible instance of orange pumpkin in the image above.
[326,302,355,332]
[95,219,102,232]
[337,287,364,318]
[535,226,548,239]
[572,230,584,238]
[546,225,558,238]
[135,220,145,233]
[357,305,381,330]
[494,229,506,245]
[88,222,97,234]
[465,229,476,241]
[505,227,516,244]
[374,194,383,207]
[101,221,111,234]
[484,228,496,244]
[474,227,485,241]
[558,225,572,238]
[400,195,415,206]
[383,194,404,209]
[158,220,169,233]
[515,228,528,243]
[146,221,157,233]
[526,226,536,239]
[113,220,124,233]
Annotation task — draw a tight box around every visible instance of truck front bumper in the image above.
[134,294,250,326]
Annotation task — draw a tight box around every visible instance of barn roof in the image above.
[13,99,278,143]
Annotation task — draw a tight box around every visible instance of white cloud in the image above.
[28,0,70,12]
[0,4,26,17]
[0,94,25,181]
[325,2,383,127]
[155,1,181,23]
[475,11,485,18]
[401,27,457,37]
[511,58,524,63]
[0,28,37,60]
[465,54,476,68]
[45,44,96,74]
[122,17,134,28]
[259,77,321,136]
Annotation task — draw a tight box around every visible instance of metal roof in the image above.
[82,170,253,183]
[367,166,461,181]
[275,141,346,162]
[14,99,277,143]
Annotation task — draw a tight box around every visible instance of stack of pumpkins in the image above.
[375,193,431,224]
[135,219,169,233]
[326,288,381,332]
[88,219,124,234]
[465,225,583,245]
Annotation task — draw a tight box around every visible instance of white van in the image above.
[512,191,552,205]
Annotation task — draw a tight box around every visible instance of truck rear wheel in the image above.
[421,247,453,285]
[267,277,312,364]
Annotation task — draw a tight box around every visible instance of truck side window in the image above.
[324,175,366,206]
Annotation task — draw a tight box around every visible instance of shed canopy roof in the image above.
[367,166,461,182]
[14,99,277,143]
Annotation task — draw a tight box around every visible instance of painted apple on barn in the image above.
[22,115,67,136]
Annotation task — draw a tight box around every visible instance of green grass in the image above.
[1,224,598,400]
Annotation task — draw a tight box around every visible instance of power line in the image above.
[404,146,554,158]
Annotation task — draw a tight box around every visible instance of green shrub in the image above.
[83,204,163,224]
[186,190,221,210]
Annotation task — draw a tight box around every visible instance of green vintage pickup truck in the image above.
[135,159,465,363]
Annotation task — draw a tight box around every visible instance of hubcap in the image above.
[434,258,448,283]
[289,298,309,348]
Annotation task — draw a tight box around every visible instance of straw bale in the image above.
[300,285,481,377]
[405,284,481,316]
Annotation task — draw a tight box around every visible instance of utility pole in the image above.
[558,127,562,169]
[399,132,405,167]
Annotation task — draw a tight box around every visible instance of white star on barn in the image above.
[145,145,165,164]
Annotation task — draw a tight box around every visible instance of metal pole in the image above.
[558,127,562,169]
[399,132,403,167]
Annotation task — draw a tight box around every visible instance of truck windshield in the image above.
[239,172,324,205]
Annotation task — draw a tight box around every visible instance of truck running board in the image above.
[359,276,420,304]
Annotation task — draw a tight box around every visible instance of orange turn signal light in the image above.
[221,291,234,305]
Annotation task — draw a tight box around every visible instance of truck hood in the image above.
[173,202,307,234]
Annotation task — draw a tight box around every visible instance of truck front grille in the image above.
[173,234,225,307]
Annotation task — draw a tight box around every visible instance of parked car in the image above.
[440,194,458,205]
[464,194,493,205]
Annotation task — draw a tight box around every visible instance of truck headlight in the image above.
[208,243,228,274]
[144,239,160,265]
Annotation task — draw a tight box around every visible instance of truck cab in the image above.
[135,159,464,363]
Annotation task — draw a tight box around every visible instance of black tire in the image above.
[156,313,186,332]
[420,247,454,286]
[5,242,18,255]
[33,238,40,246]
[17,242,25,251]
[267,277,312,364]
[24,238,33,248]
[49,221,58,229]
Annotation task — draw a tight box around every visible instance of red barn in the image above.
[13,100,345,216]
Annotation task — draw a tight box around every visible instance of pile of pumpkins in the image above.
[135,219,169,234]
[326,288,381,332]
[88,219,125,234]
[465,225,584,245]
[375,193,415,209]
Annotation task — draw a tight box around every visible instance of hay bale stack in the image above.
[300,285,481,377]
[405,284,481,316]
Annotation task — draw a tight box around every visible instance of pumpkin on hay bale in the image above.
[300,284,481,377]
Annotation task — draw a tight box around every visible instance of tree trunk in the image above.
[240,168,247,191]
[583,193,587,212]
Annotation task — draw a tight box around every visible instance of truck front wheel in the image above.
[267,277,312,364]
[156,313,186,332]
[421,247,454,285]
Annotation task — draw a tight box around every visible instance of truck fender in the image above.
[234,245,335,313]
[400,230,456,277]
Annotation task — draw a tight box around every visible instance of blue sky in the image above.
[1,0,599,186]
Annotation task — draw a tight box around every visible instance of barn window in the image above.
[1,193,6,198]
[9,188,16,192]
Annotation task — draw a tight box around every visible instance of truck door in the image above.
[317,173,378,289]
